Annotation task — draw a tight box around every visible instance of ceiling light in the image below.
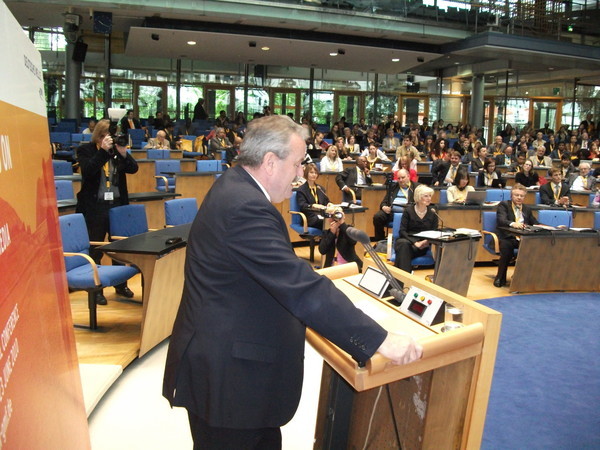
[261,46,270,51]
[329,52,337,56]
[187,41,196,45]
[392,58,400,62]
[548,67,555,71]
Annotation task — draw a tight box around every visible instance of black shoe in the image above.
[95,292,108,305]
[493,278,505,288]
[115,286,134,298]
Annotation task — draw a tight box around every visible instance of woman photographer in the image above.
[76,118,139,305]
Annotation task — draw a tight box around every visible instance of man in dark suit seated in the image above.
[372,169,418,241]
[494,183,539,287]
[432,151,462,186]
[540,168,571,206]
[495,145,515,167]
[163,115,422,449]
[336,155,372,202]
[119,109,142,133]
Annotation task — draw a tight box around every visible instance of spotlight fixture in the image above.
[337,48,345,55]
[187,40,196,46]
[151,33,160,41]
[261,46,270,51]
[392,58,400,62]
[329,52,337,56]
[249,41,257,48]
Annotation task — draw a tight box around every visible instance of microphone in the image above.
[345,227,405,304]
[430,208,445,235]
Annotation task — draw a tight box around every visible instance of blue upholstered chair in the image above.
[481,211,502,256]
[108,204,150,239]
[389,212,435,267]
[485,189,504,202]
[289,191,323,262]
[154,160,180,192]
[594,212,600,230]
[52,160,73,176]
[196,160,221,172]
[55,180,74,200]
[147,149,168,159]
[438,189,448,204]
[128,129,146,149]
[59,214,139,329]
[537,210,572,228]
[71,133,85,145]
[165,198,198,226]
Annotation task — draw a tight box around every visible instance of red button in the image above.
[427,300,432,305]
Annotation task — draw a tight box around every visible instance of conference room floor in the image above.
[81,245,513,449]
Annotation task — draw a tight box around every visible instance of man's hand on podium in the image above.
[376,333,423,365]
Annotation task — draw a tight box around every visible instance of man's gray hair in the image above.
[237,115,308,168]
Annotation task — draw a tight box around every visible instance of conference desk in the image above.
[498,227,600,293]
[310,260,501,449]
[172,171,219,208]
[100,224,191,356]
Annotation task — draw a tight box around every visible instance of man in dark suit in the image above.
[336,155,372,202]
[494,183,539,287]
[163,115,422,449]
[76,119,139,304]
[119,109,142,133]
[372,169,418,241]
[432,151,462,186]
[540,168,571,206]
[495,145,515,167]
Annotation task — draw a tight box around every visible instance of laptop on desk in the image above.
[464,190,487,205]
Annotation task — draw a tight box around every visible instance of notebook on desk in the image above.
[464,190,487,205]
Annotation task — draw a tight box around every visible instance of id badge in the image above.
[104,191,114,201]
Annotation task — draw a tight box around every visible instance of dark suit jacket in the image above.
[496,201,538,240]
[495,153,516,166]
[379,181,418,209]
[336,166,372,201]
[296,182,330,228]
[120,117,141,132]
[75,142,138,215]
[539,182,571,205]
[163,165,387,429]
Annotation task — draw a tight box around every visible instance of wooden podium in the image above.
[309,260,501,449]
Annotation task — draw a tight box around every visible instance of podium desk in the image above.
[316,172,343,205]
[422,233,480,296]
[310,260,501,449]
[498,227,600,293]
[361,185,386,237]
[100,224,191,356]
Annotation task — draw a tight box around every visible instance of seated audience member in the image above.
[361,143,390,170]
[396,136,421,162]
[345,135,361,155]
[565,134,579,155]
[393,185,438,275]
[433,151,462,187]
[319,145,344,172]
[545,134,557,156]
[494,183,539,287]
[550,141,568,160]
[224,136,242,166]
[515,160,540,187]
[507,151,527,173]
[295,163,330,229]
[429,138,448,162]
[120,109,142,133]
[382,128,400,152]
[421,135,435,158]
[477,158,505,188]
[495,145,515,167]
[446,169,475,204]
[336,156,372,202]
[306,131,326,160]
[530,132,546,150]
[326,123,340,140]
[145,130,170,149]
[318,208,363,271]
[558,154,577,181]
[573,145,592,167]
[82,118,97,135]
[569,162,596,191]
[164,122,178,150]
[208,127,233,159]
[392,155,418,182]
[372,169,418,241]
[589,142,599,160]
[215,110,229,128]
[540,168,571,206]
[529,145,552,167]
[490,135,507,156]
[334,137,352,160]
[470,146,488,172]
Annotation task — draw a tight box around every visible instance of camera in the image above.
[113,133,129,147]
[324,210,344,221]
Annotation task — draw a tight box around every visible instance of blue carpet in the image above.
[479,293,600,449]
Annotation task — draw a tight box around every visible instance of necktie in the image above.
[582,177,587,187]
[554,183,560,200]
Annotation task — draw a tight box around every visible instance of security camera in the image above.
[151,33,160,41]
[249,41,257,48]
[417,56,425,63]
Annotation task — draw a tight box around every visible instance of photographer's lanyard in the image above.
[102,161,115,201]
[103,162,111,189]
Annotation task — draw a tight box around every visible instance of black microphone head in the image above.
[345,226,371,245]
